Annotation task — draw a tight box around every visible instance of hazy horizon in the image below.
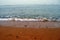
[0,0,60,5]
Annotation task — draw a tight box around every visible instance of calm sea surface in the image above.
[0,5,60,19]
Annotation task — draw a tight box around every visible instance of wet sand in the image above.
[0,21,60,28]
[0,21,60,40]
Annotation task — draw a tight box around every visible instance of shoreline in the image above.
[0,18,59,22]
[0,21,60,28]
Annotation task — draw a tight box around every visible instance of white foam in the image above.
[0,18,12,21]
[0,18,40,21]
[0,18,59,21]
[15,18,39,21]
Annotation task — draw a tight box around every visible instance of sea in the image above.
[0,5,60,21]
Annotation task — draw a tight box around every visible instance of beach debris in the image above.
[11,18,15,21]
[16,35,19,39]
[42,18,48,22]
[34,37,37,40]
[24,25,27,28]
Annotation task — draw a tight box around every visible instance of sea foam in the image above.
[0,18,40,21]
